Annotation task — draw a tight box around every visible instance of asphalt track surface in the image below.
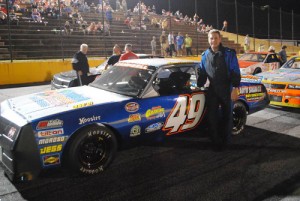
[0,84,300,201]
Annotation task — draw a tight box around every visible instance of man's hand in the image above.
[78,70,83,76]
[231,87,239,101]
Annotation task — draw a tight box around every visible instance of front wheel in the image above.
[232,101,247,135]
[64,124,118,175]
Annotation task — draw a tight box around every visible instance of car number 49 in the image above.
[163,93,206,135]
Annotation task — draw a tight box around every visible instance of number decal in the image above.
[163,93,206,135]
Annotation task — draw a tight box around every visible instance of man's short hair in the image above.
[282,45,287,49]
[125,43,132,51]
[208,29,221,37]
[80,43,88,51]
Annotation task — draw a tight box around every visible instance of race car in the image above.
[51,54,162,89]
[238,52,281,75]
[257,56,300,108]
[0,59,270,182]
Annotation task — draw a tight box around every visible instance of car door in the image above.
[137,64,207,138]
[263,53,280,71]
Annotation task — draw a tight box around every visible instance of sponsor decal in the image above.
[7,127,17,139]
[38,128,64,137]
[288,85,300,90]
[130,125,141,137]
[245,93,265,101]
[268,89,284,93]
[128,114,141,123]
[239,85,262,95]
[36,119,63,130]
[31,90,89,108]
[40,144,63,154]
[125,102,140,112]
[79,115,101,125]
[73,101,94,109]
[145,122,164,133]
[38,136,68,145]
[43,154,60,166]
[145,106,165,120]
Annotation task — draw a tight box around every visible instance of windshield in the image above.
[239,53,266,62]
[282,57,300,69]
[90,64,156,97]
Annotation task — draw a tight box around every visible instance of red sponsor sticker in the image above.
[125,102,140,113]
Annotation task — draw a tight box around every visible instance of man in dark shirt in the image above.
[104,44,122,70]
[72,44,90,86]
[198,29,241,151]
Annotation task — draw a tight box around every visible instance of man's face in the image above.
[208,32,221,50]
[82,47,88,54]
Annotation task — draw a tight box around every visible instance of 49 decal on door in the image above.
[163,93,206,135]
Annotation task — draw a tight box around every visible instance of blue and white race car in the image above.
[0,59,269,181]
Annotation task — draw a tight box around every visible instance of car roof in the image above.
[117,58,199,68]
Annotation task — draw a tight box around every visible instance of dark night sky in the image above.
[115,0,300,40]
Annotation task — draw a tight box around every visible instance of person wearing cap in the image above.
[278,45,287,65]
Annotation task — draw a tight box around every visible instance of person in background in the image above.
[160,31,168,57]
[104,44,122,70]
[244,34,250,53]
[72,44,90,86]
[168,31,176,57]
[278,45,287,65]
[64,20,72,35]
[221,20,228,31]
[176,32,184,56]
[197,29,241,151]
[151,36,157,56]
[119,43,139,61]
[268,46,275,53]
[184,34,193,56]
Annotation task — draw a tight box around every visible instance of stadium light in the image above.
[261,5,270,47]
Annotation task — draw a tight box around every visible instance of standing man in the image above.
[104,44,122,70]
[176,32,184,56]
[168,31,176,57]
[197,29,241,151]
[244,34,250,53]
[184,34,193,56]
[278,45,287,65]
[151,36,157,56]
[119,43,139,61]
[160,31,168,57]
[72,44,90,86]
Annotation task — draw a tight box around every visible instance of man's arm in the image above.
[197,52,208,87]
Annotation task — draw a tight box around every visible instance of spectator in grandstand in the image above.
[193,13,199,25]
[185,34,193,56]
[121,0,127,12]
[168,32,176,57]
[105,44,122,70]
[244,34,250,53]
[106,6,113,24]
[278,45,287,64]
[64,20,72,35]
[87,22,97,35]
[96,21,103,33]
[161,18,168,30]
[116,0,121,11]
[128,17,136,30]
[151,36,157,56]
[160,31,168,57]
[9,9,19,25]
[72,44,90,86]
[176,32,184,56]
[152,5,156,13]
[0,5,7,24]
[124,16,130,28]
[31,8,42,22]
[103,21,111,35]
[151,17,159,28]
[119,43,138,61]
[221,20,228,31]
[82,2,90,12]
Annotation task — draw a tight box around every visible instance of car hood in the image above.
[238,60,258,68]
[257,68,300,84]
[56,67,102,78]
[0,86,131,124]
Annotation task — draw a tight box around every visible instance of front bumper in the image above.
[0,116,41,181]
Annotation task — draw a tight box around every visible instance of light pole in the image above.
[216,0,219,29]
[261,5,270,47]
[252,2,255,51]
[234,0,239,53]
[279,7,282,45]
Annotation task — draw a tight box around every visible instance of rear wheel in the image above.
[232,101,247,135]
[64,124,117,175]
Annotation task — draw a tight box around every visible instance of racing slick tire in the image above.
[232,101,247,135]
[253,68,262,75]
[64,124,118,175]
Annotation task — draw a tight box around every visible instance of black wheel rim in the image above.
[79,136,109,169]
[233,107,245,133]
